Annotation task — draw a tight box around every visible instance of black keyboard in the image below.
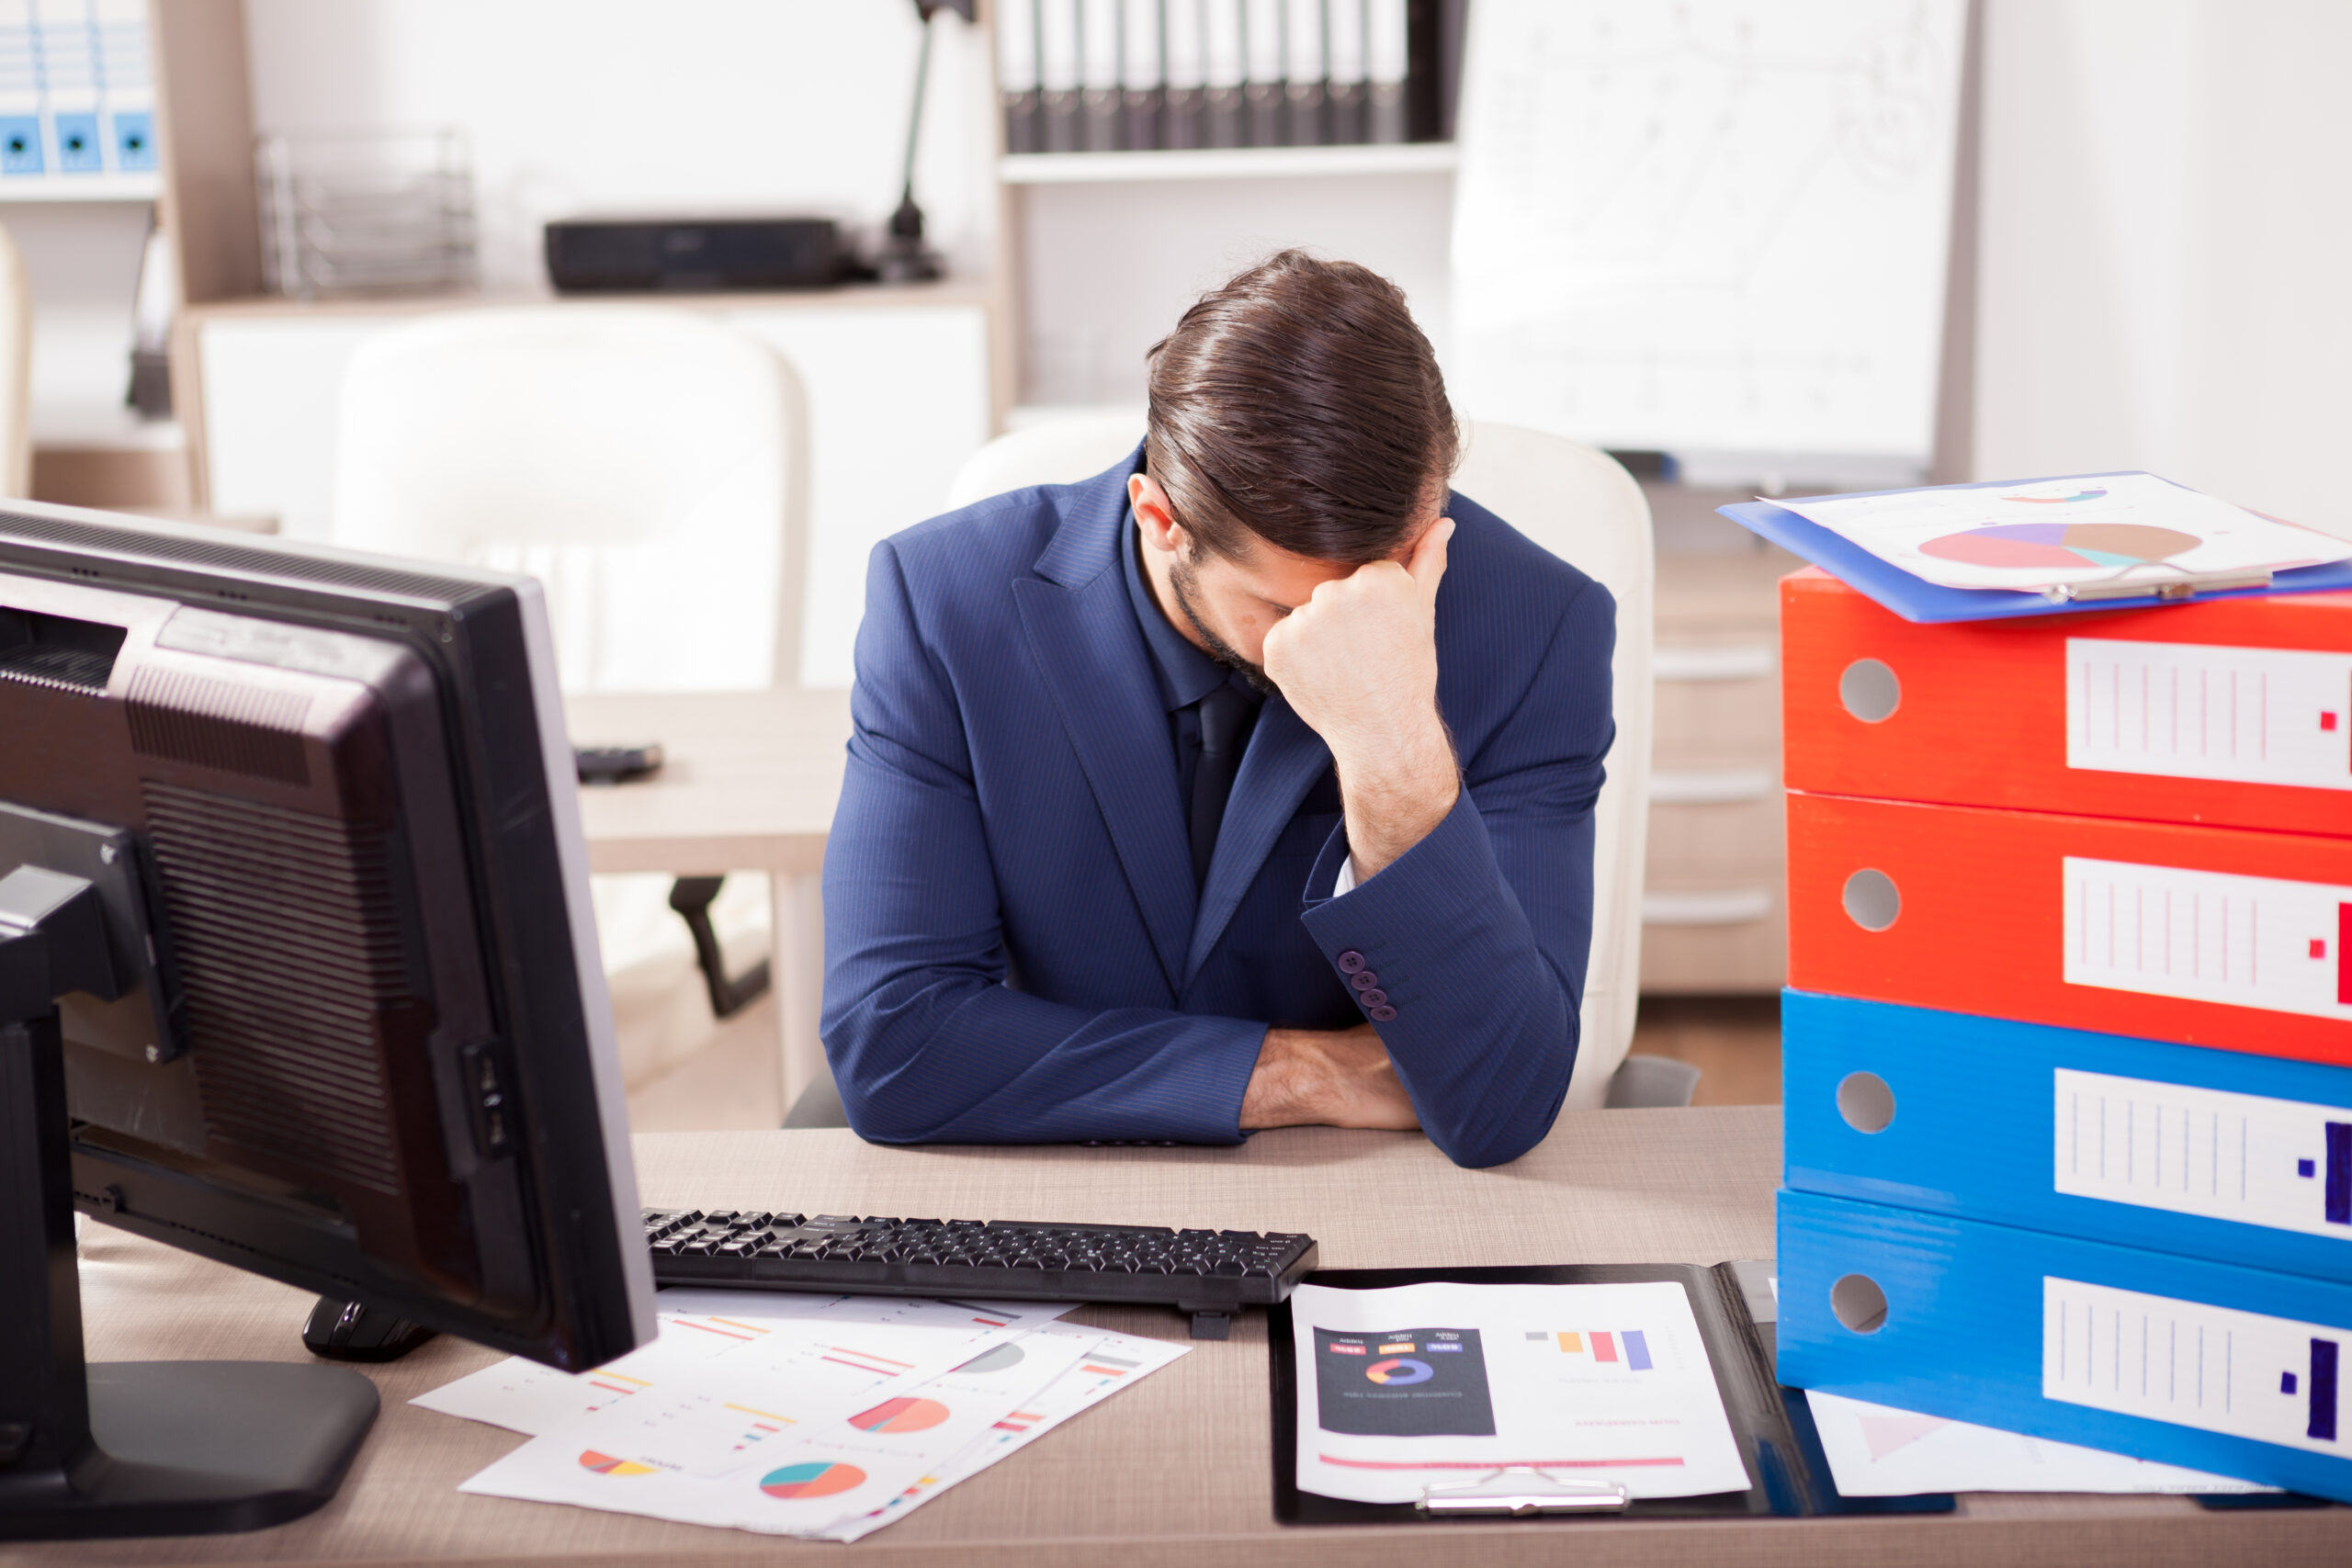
[644,1209,1317,1338]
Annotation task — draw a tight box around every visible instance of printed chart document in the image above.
[1290,1280,1751,1504]
[1806,1391,2276,1496]
[413,1290,1063,1461]
[448,1318,1185,1540]
[1772,472,2352,595]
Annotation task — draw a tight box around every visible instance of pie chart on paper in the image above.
[1918,522,2201,571]
[577,1450,658,1476]
[958,1340,1026,1374]
[848,1396,951,1434]
[759,1460,867,1499]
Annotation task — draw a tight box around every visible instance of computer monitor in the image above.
[0,502,656,1540]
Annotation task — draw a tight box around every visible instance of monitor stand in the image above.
[1,875,380,1540]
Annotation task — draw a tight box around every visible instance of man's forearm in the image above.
[1239,1024,1420,1132]
[1331,718,1459,881]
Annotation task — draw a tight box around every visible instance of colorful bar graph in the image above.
[2330,1123,2352,1227]
[1552,1329,1655,1370]
[2312,1339,2339,1443]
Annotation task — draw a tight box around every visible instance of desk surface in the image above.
[565,688,853,877]
[30,1109,2352,1568]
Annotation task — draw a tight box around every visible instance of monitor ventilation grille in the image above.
[142,781,412,1196]
[127,666,311,785]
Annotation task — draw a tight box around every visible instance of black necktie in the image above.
[1190,682,1256,889]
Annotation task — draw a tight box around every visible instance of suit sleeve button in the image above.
[1337,950,1366,974]
[1358,988,1386,1007]
[1368,1005,1398,1022]
[1349,970,1379,991]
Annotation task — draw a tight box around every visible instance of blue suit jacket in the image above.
[820,447,1615,1168]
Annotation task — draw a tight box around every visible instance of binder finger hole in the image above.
[1841,868,1901,931]
[1839,658,1901,723]
[1836,1071,1896,1133]
[1830,1273,1889,1335]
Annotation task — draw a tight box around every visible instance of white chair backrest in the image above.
[1450,423,1653,1109]
[944,416,1654,1108]
[944,412,1146,511]
[0,224,29,499]
[331,307,807,693]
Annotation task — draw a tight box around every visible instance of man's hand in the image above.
[1240,1024,1420,1132]
[1261,517,1459,880]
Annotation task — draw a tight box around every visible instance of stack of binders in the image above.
[998,0,1427,156]
[1772,565,2352,1501]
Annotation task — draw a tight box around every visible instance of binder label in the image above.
[2067,637,2352,790]
[2043,1277,2346,1452]
[2062,858,2352,1021]
[2052,1068,2352,1238]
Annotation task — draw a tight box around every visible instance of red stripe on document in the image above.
[1318,1455,1686,1470]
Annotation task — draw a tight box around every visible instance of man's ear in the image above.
[1129,473,1186,555]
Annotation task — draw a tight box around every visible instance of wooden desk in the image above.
[565,689,854,1107]
[36,1110,2352,1567]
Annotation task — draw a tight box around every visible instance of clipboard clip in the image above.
[1416,1467,1632,1516]
[2041,568,2273,605]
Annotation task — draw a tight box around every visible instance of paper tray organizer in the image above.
[1267,1263,1952,1524]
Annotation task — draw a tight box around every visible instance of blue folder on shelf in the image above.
[1720,471,2352,624]
[1781,991,2352,1284]
[1778,1188,2352,1502]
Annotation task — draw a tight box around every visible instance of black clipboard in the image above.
[1269,1261,1953,1523]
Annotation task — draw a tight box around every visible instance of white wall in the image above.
[1017,170,1454,407]
[1975,0,2352,537]
[243,0,1001,294]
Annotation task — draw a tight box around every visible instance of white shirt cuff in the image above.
[1331,854,1361,897]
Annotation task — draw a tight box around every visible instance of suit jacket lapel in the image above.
[1182,694,1332,989]
[1013,453,1195,997]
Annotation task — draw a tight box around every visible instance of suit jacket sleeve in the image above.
[820,540,1269,1145]
[1298,574,1616,1168]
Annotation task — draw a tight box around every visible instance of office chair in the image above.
[329,307,809,1095]
[834,415,1668,1118]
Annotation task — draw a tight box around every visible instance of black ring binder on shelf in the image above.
[1267,1262,1954,1524]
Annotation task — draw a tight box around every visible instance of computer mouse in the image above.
[300,1294,439,1362]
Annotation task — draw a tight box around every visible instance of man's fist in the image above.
[1262,517,1459,880]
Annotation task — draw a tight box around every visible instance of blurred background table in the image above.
[566,687,854,1114]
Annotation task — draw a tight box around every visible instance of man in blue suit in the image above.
[822,252,1615,1168]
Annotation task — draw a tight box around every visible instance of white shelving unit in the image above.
[1001,142,1457,185]
[0,173,162,202]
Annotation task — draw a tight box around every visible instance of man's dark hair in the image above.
[1144,250,1458,566]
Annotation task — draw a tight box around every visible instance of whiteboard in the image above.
[1449,0,1965,468]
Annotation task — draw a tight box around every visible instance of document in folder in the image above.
[1771,472,2352,597]
[1288,1280,1752,1504]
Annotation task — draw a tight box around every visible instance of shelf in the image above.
[0,173,161,202]
[1001,142,1457,185]
[180,276,999,321]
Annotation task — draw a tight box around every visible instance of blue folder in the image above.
[1779,1188,2352,1500]
[1720,471,2352,624]
[1782,991,2352,1284]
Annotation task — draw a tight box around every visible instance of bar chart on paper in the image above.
[1539,1329,1657,1370]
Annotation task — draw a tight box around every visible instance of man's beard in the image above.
[1169,550,1275,696]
